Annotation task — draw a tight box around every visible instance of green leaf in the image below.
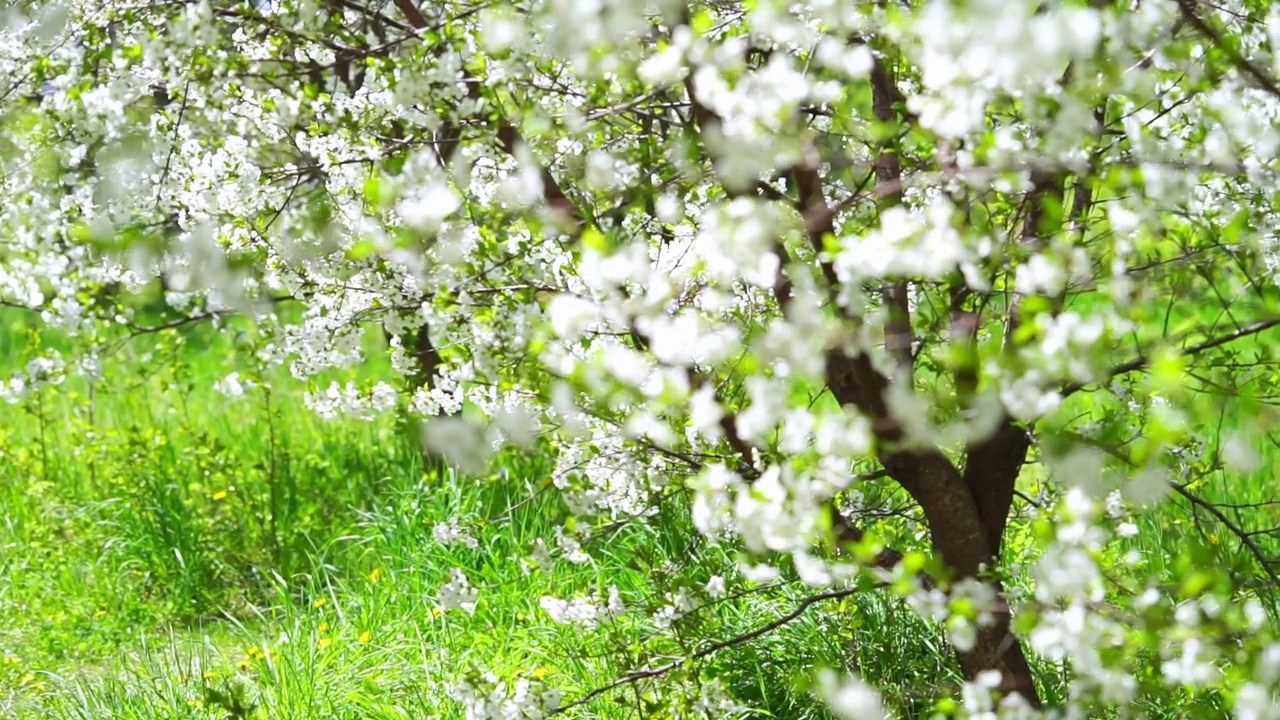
[363,175,394,209]
[1222,209,1251,245]
[348,239,377,260]
[689,8,714,35]
[581,225,608,252]
[1150,349,1188,394]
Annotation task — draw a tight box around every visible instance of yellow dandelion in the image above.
[317,637,332,650]
[532,667,548,680]
[358,630,372,644]
[313,598,328,609]
[368,567,383,583]
[211,490,229,501]
[318,622,330,633]
[516,612,526,621]
[246,645,262,659]
[431,607,442,618]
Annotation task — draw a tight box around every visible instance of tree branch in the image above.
[1062,317,1280,398]
[550,586,863,715]
[1170,482,1280,589]
[1174,0,1280,102]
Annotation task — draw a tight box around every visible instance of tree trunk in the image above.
[963,616,1041,703]
[881,430,1042,707]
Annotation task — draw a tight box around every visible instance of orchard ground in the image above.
[0,305,1276,719]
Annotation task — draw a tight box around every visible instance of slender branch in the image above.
[1174,0,1280,101]
[550,586,863,714]
[391,0,428,30]
[1062,317,1280,398]
[1170,483,1280,588]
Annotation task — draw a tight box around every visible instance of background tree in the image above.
[3,0,1280,716]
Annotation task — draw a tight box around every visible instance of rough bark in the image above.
[881,358,1035,697]
[830,351,1041,704]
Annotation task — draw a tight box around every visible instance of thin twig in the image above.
[1062,318,1280,397]
[1174,0,1280,101]
[550,586,863,714]
[1170,482,1280,588]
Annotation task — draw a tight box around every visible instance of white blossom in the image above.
[439,568,478,614]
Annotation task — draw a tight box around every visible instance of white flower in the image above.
[736,376,786,443]
[439,568,478,614]
[583,150,617,189]
[705,575,726,598]
[0,377,27,404]
[25,353,66,387]
[420,417,494,475]
[1163,638,1217,686]
[555,527,591,564]
[949,618,977,652]
[1015,253,1066,296]
[546,294,597,338]
[213,372,248,398]
[369,381,398,412]
[689,384,725,440]
[655,193,683,224]
[539,586,622,629]
[397,180,460,232]
[739,562,781,584]
[817,669,887,720]
[834,202,970,283]
[1234,682,1277,720]
[1223,433,1262,473]
[815,38,873,78]
[691,464,739,536]
[1104,490,1126,519]
[637,45,687,87]
[433,521,479,549]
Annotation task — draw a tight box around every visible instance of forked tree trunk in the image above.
[827,350,1042,706]
[841,38,1045,705]
[884,424,1041,706]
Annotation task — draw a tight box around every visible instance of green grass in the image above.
[0,307,1276,719]
[0,310,907,719]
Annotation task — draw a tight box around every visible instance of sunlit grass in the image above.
[0,308,1275,719]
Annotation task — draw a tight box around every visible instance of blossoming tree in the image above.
[3,0,1280,716]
